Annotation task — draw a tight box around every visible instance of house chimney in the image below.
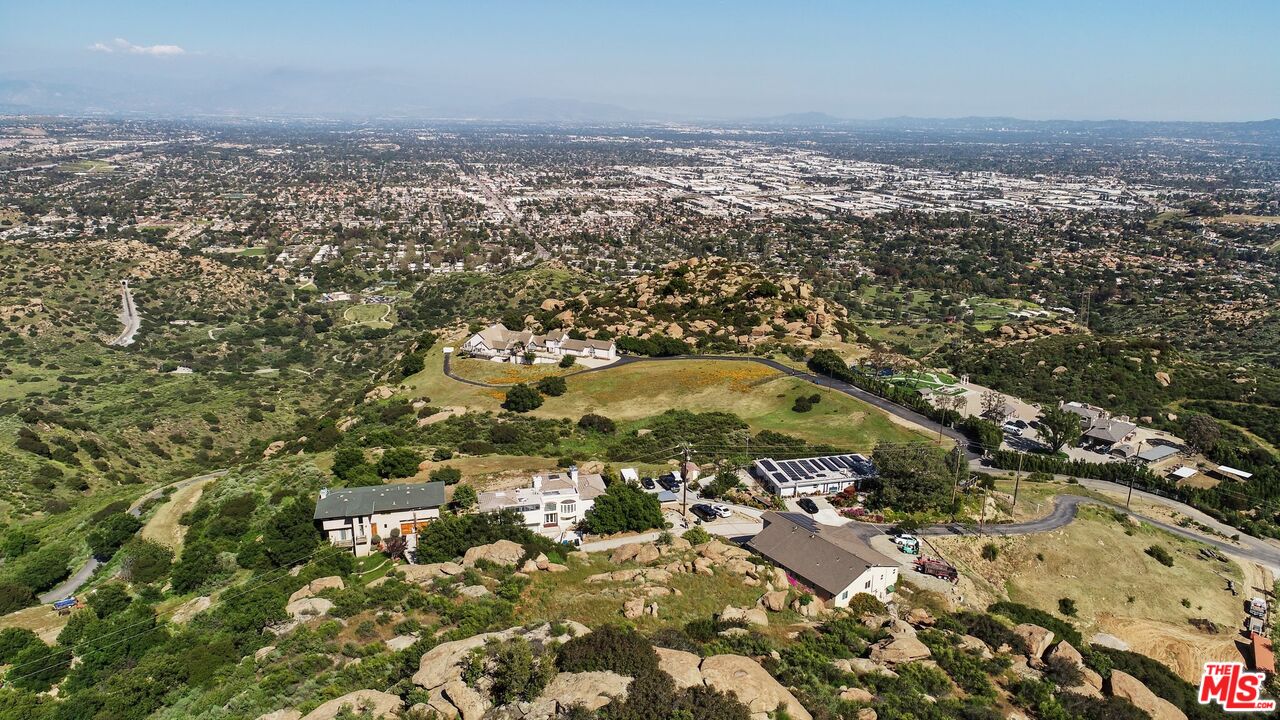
[569,465,579,488]
[532,474,542,491]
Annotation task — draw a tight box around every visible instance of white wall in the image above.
[833,566,899,606]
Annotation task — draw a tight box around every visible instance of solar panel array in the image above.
[757,453,875,488]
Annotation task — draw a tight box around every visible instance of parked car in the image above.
[690,504,717,521]
[1001,422,1023,436]
[640,477,656,490]
[658,473,681,492]
[797,497,819,514]
[711,503,732,519]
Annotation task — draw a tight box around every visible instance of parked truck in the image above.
[1248,596,1268,619]
[894,535,921,555]
[914,557,959,583]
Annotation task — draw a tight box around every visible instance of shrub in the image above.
[1058,597,1077,616]
[1,527,39,559]
[583,482,664,535]
[13,546,71,593]
[452,484,477,510]
[377,447,422,478]
[792,396,813,413]
[488,637,555,704]
[558,355,576,368]
[120,539,174,585]
[682,526,712,545]
[86,513,144,561]
[7,642,70,692]
[1144,545,1174,567]
[535,376,567,397]
[989,601,1082,646]
[557,625,659,677]
[577,413,616,434]
[430,466,463,485]
[0,628,41,663]
[981,543,999,561]
[502,384,543,412]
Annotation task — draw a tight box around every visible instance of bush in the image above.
[86,513,144,561]
[792,396,813,413]
[2,527,39,559]
[577,413,616,434]
[536,376,567,397]
[989,601,1082,646]
[557,625,659,677]
[0,628,41,663]
[430,466,463,485]
[452,483,477,510]
[1058,597,1077,616]
[682,526,712,545]
[7,642,70,692]
[503,384,544,412]
[120,539,173,585]
[558,355,576,368]
[13,546,72,593]
[981,543,999,561]
[377,447,422,479]
[1144,545,1174,567]
[0,583,37,615]
[583,482,664,535]
[488,637,555,704]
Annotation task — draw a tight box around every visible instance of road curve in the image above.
[38,469,227,604]
[442,353,973,455]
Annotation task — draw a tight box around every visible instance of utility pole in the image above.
[681,443,691,522]
[1012,452,1024,509]
[1126,472,1135,511]
[949,447,964,523]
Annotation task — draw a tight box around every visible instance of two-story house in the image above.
[477,466,607,540]
[314,482,445,557]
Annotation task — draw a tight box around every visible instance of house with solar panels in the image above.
[750,453,876,497]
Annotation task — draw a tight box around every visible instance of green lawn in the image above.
[342,303,394,328]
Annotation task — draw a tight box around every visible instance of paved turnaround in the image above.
[443,353,973,456]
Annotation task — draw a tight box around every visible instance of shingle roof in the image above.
[313,482,445,520]
[747,512,897,597]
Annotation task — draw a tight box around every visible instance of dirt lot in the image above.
[932,506,1248,681]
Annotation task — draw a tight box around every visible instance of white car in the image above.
[1001,422,1023,436]
[711,504,732,519]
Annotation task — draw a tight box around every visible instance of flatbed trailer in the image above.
[914,556,959,583]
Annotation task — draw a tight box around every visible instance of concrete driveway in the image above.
[783,496,845,526]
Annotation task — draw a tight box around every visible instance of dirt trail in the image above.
[140,475,217,552]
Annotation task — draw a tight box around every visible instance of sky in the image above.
[2,0,1278,121]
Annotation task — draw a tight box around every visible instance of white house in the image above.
[751,454,877,497]
[462,323,616,364]
[477,466,607,540]
[314,482,445,557]
[747,511,899,606]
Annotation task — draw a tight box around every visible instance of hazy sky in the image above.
[3,0,1278,120]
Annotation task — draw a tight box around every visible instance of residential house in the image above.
[746,512,899,606]
[462,323,616,364]
[1061,401,1137,453]
[477,466,607,540]
[751,453,876,496]
[314,482,445,557]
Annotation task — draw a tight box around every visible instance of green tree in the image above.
[377,447,422,478]
[1037,406,1083,454]
[87,583,131,618]
[261,497,321,568]
[0,584,35,615]
[170,540,219,593]
[400,351,425,378]
[2,527,39,559]
[584,482,664,535]
[452,483,478,510]
[86,513,144,561]
[1181,414,1221,456]
[430,466,463,485]
[119,538,173,585]
[536,375,567,397]
[7,643,70,692]
[503,384,543,412]
[331,446,367,481]
[869,443,953,513]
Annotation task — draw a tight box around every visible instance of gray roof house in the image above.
[746,512,899,606]
[314,482,446,557]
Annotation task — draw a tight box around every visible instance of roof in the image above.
[1084,419,1136,444]
[313,482,445,520]
[469,323,614,354]
[1252,632,1275,674]
[1215,465,1254,480]
[1169,466,1198,480]
[746,512,897,597]
[753,454,875,488]
[1136,445,1179,462]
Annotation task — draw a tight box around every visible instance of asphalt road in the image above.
[443,353,973,456]
[110,280,140,347]
[38,469,227,604]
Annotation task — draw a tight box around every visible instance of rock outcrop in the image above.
[1107,670,1187,720]
[463,539,525,567]
[299,690,403,720]
[701,654,812,720]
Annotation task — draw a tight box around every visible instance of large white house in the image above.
[314,482,445,557]
[751,453,877,497]
[462,323,616,364]
[477,466,607,540]
[747,511,899,606]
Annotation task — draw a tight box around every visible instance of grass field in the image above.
[140,475,217,553]
[1209,214,1280,226]
[933,506,1245,680]
[342,303,394,328]
[237,246,268,257]
[59,159,116,173]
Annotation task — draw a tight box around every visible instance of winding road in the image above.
[109,279,141,347]
[38,469,227,604]
[443,352,1280,572]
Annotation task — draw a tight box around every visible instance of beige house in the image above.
[747,512,899,606]
[477,467,607,541]
[462,323,616,364]
[314,482,445,557]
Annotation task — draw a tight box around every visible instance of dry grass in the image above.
[140,476,217,553]
[933,506,1245,680]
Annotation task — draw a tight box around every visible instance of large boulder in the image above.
[1048,640,1083,668]
[288,576,345,604]
[534,671,632,715]
[413,633,501,689]
[655,647,704,690]
[759,591,789,612]
[721,605,768,627]
[868,636,932,665]
[623,598,646,619]
[285,597,334,620]
[256,711,301,720]
[463,539,525,567]
[1012,624,1055,660]
[401,562,463,583]
[442,679,490,720]
[1108,670,1187,720]
[701,655,812,720]
[300,690,403,720]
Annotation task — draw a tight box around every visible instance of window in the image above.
[840,590,848,600]
[544,512,558,527]
[560,502,576,515]
[865,580,872,589]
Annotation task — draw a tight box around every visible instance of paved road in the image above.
[38,469,227,603]
[443,353,972,456]
[110,279,140,347]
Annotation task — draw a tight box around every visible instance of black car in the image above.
[658,473,681,492]
[640,477,656,490]
[690,504,717,521]
[797,497,819,514]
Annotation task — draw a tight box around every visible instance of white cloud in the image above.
[88,38,186,57]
